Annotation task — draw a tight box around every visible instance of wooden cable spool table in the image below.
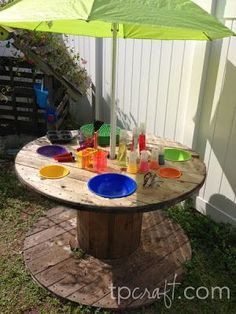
[15,133,206,310]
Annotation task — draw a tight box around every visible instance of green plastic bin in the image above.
[80,123,120,147]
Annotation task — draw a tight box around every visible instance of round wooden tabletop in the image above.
[15,132,206,213]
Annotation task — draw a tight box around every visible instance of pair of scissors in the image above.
[143,171,163,188]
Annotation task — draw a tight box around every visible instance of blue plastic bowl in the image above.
[88,173,137,199]
[34,83,49,109]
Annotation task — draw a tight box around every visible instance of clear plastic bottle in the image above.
[139,150,149,173]
[131,127,139,152]
[139,122,146,153]
[127,151,138,174]
[158,145,165,165]
[117,129,127,166]
[149,148,160,170]
[77,130,85,145]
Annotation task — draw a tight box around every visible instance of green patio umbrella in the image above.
[0,0,234,159]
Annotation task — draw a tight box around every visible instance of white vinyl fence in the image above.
[65,0,236,225]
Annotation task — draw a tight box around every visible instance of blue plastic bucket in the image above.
[33,83,49,109]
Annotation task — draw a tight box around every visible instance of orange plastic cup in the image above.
[93,150,108,172]
[77,148,97,169]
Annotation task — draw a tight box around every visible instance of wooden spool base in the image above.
[77,211,143,259]
[23,206,191,310]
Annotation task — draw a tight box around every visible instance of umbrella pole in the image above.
[110,23,118,160]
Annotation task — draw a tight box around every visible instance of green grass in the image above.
[0,162,235,313]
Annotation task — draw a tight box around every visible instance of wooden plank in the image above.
[46,206,72,218]
[0,69,43,80]
[26,243,73,275]
[56,94,69,113]
[24,218,76,250]
[122,266,185,309]
[0,56,35,68]
[0,79,35,88]
[77,211,90,251]
[0,102,35,109]
[142,210,167,231]
[24,229,76,262]
[13,86,35,97]
[56,107,69,129]
[34,257,77,287]
[67,274,112,305]
[0,118,45,128]
[109,213,142,258]
[26,207,77,237]
[36,255,109,288]
[0,108,45,119]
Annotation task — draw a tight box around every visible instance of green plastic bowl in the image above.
[164,148,191,162]
[80,123,120,147]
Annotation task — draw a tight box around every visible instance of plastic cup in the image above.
[127,151,138,174]
[93,150,108,172]
[77,148,97,169]
[139,160,149,173]
[139,150,149,173]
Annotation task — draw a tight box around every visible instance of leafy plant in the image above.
[0,0,91,96]
[15,30,91,95]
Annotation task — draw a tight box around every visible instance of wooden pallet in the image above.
[0,57,70,135]
[0,57,46,135]
[23,206,191,310]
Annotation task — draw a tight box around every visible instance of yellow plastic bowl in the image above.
[39,164,70,179]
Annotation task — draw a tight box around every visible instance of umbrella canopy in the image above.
[0,0,233,40]
[0,0,234,158]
